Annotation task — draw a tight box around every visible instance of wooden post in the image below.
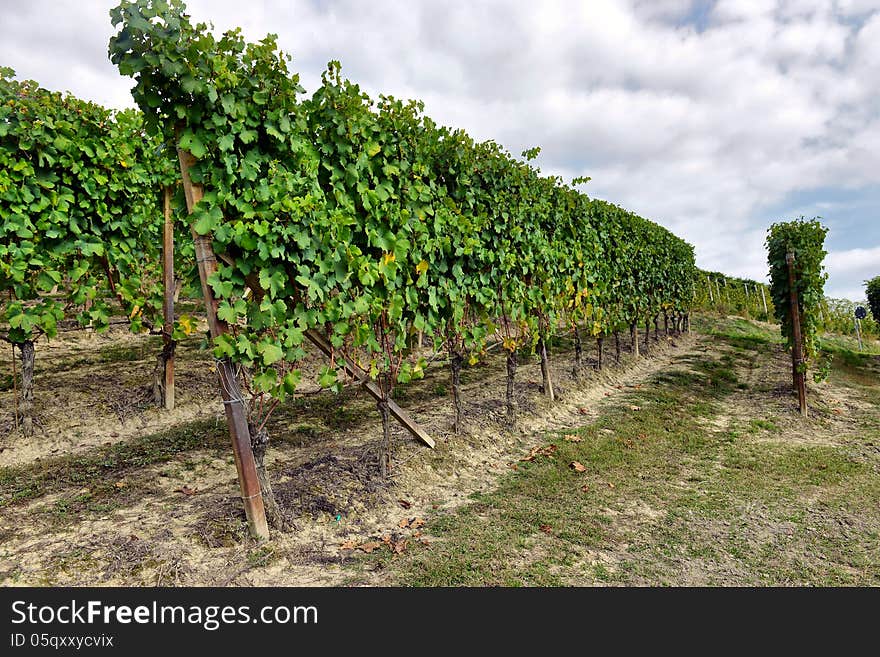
[162,186,175,411]
[707,276,714,303]
[176,141,269,541]
[760,285,768,315]
[785,252,808,418]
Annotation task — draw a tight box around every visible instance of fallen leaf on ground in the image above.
[340,540,358,550]
[521,444,558,462]
[578,407,588,414]
[115,481,125,489]
[563,434,582,442]
[539,524,553,534]
[399,518,410,528]
[581,485,590,492]
[174,486,197,496]
[390,539,407,555]
[398,499,412,510]
[628,405,642,411]
[359,541,382,554]
[607,482,615,489]
[411,518,425,529]
[569,461,587,472]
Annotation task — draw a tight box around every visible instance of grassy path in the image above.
[361,317,880,585]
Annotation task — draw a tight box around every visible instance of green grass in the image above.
[354,321,880,586]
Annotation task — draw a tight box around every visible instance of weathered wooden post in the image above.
[177,141,269,541]
[162,185,175,411]
[786,252,808,417]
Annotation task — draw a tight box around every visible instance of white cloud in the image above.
[826,246,880,299]
[0,0,877,301]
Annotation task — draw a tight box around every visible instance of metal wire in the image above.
[214,358,246,406]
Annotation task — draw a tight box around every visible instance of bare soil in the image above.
[0,322,690,585]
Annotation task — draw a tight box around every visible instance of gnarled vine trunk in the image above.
[664,312,669,337]
[450,351,464,435]
[378,399,391,477]
[630,321,639,358]
[19,340,35,437]
[596,336,604,371]
[506,350,517,429]
[247,422,286,530]
[644,319,650,354]
[377,374,394,478]
[573,326,582,378]
[151,340,176,409]
[538,338,554,401]
[614,331,621,364]
[653,315,660,342]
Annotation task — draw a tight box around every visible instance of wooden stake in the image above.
[162,185,175,411]
[304,329,435,448]
[760,285,768,315]
[786,252,808,418]
[177,141,269,541]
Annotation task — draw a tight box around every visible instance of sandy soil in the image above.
[0,321,695,586]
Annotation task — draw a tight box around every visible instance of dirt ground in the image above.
[0,319,690,585]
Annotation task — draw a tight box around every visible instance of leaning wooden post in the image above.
[785,252,808,417]
[760,285,768,315]
[707,276,714,303]
[162,185,175,411]
[176,140,269,541]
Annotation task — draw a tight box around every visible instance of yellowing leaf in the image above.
[178,314,195,336]
[129,305,141,319]
[383,252,395,265]
[416,259,429,276]
[502,337,516,352]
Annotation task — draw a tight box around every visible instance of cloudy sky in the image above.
[2,0,878,300]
